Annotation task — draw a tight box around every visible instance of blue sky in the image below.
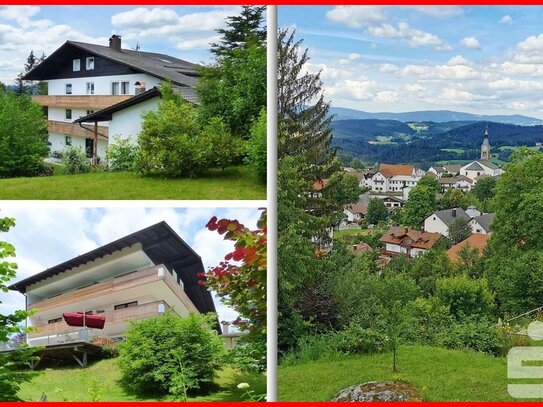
[0,5,241,84]
[0,206,263,326]
[279,6,543,118]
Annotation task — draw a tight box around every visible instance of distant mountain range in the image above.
[330,107,543,126]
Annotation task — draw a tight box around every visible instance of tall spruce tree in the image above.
[211,6,266,57]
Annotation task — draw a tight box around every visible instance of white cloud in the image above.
[379,63,400,74]
[411,6,464,18]
[327,78,376,100]
[375,90,399,103]
[111,7,179,28]
[348,53,361,61]
[0,6,40,26]
[460,36,481,50]
[405,83,425,92]
[500,15,513,24]
[326,6,386,28]
[367,22,450,50]
[447,55,471,66]
[517,34,543,52]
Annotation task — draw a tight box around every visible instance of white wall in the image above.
[424,215,449,237]
[48,132,108,160]
[109,97,160,143]
[47,73,161,96]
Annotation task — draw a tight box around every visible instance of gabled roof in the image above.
[379,164,415,178]
[464,162,484,171]
[380,228,441,250]
[471,213,495,232]
[443,165,461,173]
[432,208,470,227]
[23,40,200,89]
[8,222,216,315]
[344,202,368,215]
[478,159,499,170]
[447,233,490,263]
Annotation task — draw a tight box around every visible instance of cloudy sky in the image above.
[0,5,241,84]
[0,206,263,326]
[279,6,543,118]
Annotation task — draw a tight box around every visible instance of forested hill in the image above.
[333,120,543,167]
[330,107,543,126]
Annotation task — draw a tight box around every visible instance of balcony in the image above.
[48,120,109,140]
[28,300,171,346]
[32,95,132,109]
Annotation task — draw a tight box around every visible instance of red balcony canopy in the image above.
[63,312,105,329]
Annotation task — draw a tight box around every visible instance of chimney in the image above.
[221,321,229,335]
[109,35,122,52]
[135,81,146,95]
[452,209,457,217]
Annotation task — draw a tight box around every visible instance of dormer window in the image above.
[73,59,80,72]
[86,57,94,70]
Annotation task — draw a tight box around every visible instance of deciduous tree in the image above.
[366,198,388,225]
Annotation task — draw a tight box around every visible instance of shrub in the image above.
[137,83,243,178]
[106,136,139,171]
[280,334,341,367]
[118,312,224,396]
[61,147,90,174]
[244,109,267,183]
[332,323,387,355]
[438,317,504,356]
[0,92,49,177]
[435,276,494,320]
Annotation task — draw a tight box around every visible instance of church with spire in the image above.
[481,125,491,160]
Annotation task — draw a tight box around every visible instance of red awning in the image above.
[63,312,106,329]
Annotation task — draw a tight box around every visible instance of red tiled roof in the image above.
[345,202,368,215]
[379,164,415,178]
[312,179,329,191]
[351,243,372,254]
[380,228,441,250]
[447,233,490,263]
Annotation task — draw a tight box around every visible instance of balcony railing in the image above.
[28,301,170,345]
[32,95,132,109]
[48,120,108,140]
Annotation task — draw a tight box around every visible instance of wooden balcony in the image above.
[48,120,108,140]
[32,95,131,109]
[29,300,170,339]
[29,266,162,310]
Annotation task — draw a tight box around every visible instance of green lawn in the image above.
[18,357,266,401]
[0,167,265,200]
[333,228,370,240]
[278,345,522,401]
[441,148,465,154]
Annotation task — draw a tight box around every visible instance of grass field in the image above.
[278,345,520,401]
[441,148,465,154]
[334,228,370,240]
[0,167,265,200]
[18,358,266,401]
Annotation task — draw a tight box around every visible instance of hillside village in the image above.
[326,127,504,263]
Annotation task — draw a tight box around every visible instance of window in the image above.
[65,83,72,94]
[73,59,80,72]
[96,310,105,314]
[48,317,62,324]
[86,82,94,95]
[86,110,94,115]
[65,136,72,146]
[86,56,94,70]
[65,109,72,120]
[114,301,138,310]
[121,81,130,95]
[111,82,119,95]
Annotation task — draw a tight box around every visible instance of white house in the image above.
[428,165,461,178]
[460,160,503,181]
[380,228,441,258]
[438,176,474,193]
[343,202,368,222]
[8,222,217,366]
[23,35,199,163]
[365,164,425,193]
[469,213,495,234]
[423,207,471,237]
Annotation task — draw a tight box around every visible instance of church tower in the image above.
[481,125,491,160]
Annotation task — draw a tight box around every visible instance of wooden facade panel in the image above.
[28,300,170,337]
[33,95,131,109]
[29,266,162,311]
[48,120,109,140]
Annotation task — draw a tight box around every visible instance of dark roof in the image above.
[443,165,461,173]
[478,159,499,170]
[433,208,470,226]
[380,228,441,250]
[23,40,200,89]
[464,162,484,171]
[472,213,495,232]
[8,222,216,316]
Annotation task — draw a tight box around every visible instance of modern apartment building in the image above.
[8,222,216,366]
[23,35,199,163]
